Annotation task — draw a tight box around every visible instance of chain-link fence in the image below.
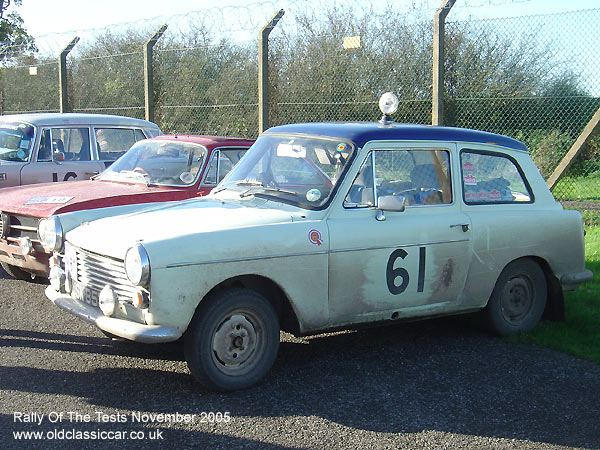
[268,7,433,125]
[447,9,600,206]
[71,51,146,118]
[155,38,259,136]
[2,59,59,113]
[0,2,598,208]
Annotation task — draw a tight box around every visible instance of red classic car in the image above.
[0,134,253,279]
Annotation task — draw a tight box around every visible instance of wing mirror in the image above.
[376,195,406,221]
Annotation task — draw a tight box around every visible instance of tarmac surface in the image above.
[1,267,599,449]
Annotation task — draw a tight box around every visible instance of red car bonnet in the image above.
[0,179,199,218]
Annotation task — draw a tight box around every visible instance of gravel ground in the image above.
[1,267,599,450]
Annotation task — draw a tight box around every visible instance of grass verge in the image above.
[553,174,600,201]
[508,226,600,365]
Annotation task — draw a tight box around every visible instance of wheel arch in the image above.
[494,255,564,322]
[528,256,565,322]
[199,274,302,335]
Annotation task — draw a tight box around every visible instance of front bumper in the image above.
[560,269,594,291]
[45,285,182,343]
[0,238,50,276]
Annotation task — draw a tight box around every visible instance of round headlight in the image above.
[124,243,150,286]
[379,92,399,115]
[38,216,64,252]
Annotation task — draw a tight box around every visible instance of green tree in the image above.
[0,0,36,61]
[153,21,258,136]
[269,6,434,126]
[70,30,147,117]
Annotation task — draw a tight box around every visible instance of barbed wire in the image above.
[4,0,546,59]
[27,1,309,57]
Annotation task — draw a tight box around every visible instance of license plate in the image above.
[71,279,98,307]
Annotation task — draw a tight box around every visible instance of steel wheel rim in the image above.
[211,311,264,376]
[500,275,534,324]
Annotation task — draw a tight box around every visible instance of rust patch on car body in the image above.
[433,258,454,297]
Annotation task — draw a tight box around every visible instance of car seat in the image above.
[410,164,442,204]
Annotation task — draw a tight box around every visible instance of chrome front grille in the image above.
[4,214,39,240]
[67,243,138,306]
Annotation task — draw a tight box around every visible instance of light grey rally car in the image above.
[45,94,592,391]
[0,113,161,187]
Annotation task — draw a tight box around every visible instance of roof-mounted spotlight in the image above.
[378,92,399,125]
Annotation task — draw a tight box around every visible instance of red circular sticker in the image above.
[308,229,323,246]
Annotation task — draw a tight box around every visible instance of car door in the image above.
[326,143,473,326]
[20,127,104,184]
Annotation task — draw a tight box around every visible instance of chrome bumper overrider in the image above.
[45,285,182,344]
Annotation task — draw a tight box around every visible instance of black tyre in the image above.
[1,262,32,281]
[483,258,547,335]
[184,288,280,391]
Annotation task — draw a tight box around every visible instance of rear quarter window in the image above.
[461,150,533,204]
[95,128,139,161]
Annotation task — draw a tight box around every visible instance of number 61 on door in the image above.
[386,247,426,295]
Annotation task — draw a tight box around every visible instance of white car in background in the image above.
[0,113,161,187]
[45,94,592,391]
[0,134,252,280]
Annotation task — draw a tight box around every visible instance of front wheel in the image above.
[483,258,547,335]
[184,288,280,391]
[1,262,33,281]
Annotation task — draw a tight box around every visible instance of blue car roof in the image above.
[264,122,528,152]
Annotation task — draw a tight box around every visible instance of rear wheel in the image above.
[1,262,33,281]
[483,258,547,335]
[184,288,280,391]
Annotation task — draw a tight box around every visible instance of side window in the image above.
[134,129,147,142]
[461,151,532,203]
[37,129,52,161]
[204,148,248,185]
[344,156,374,207]
[95,128,138,161]
[218,148,247,181]
[204,152,219,185]
[145,128,161,138]
[39,128,91,162]
[344,149,452,208]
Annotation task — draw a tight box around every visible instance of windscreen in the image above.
[215,134,355,209]
[98,139,207,186]
[0,122,35,162]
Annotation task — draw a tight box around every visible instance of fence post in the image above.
[59,37,80,113]
[258,9,285,134]
[144,24,168,123]
[432,0,455,126]
[0,72,3,116]
[546,105,600,190]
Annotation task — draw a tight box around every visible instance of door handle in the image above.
[450,223,470,232]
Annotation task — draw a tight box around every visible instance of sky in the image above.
[16,0,600,39]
